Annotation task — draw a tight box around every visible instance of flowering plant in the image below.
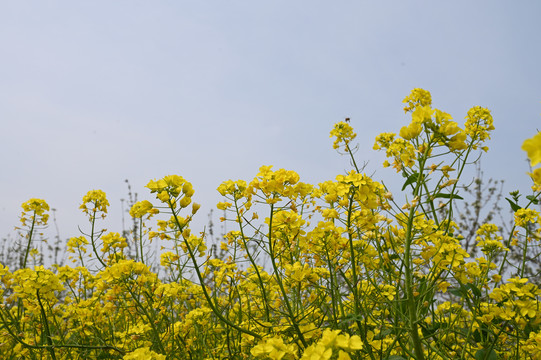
[0,89,540,360]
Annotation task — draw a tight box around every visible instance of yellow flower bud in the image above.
[179,196,192,208]
[182,228,191,238]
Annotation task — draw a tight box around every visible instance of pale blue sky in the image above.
[1,1,540,240]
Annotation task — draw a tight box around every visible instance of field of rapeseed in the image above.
[1,89,541,359]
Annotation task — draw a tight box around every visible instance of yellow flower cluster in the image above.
[101,232,128,254]
[514,208,540,228]
[249,165,309,203]
[129,200,159,218]
[464,105,495,150]
[1,89,540,359]
[147,175,195,209]
[402,87,432,112]
[251,337,297,360]
[372,89,498,176]
[80,189,109,215]
[300,329,363,360]
[66,235,88,256]
[329,121,357,150]
[20,198,50,227]
[374,135,417,171]
[475,223,508,255]
[217,179,248,199]
[123,347,166,360]
[77,190,111,232]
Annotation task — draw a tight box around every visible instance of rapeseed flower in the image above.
[464,106,494,150]
[251,337,296,360]
[20,198,50,227]
[399,120,423,140]
[123,347,166,360]
[80,190,109,220]
[475,223,508,255]
[403,88,432,112]
[301,344,332,360]
[522,131,541,166]
[514,208,540,227]
[129,200,158,218]
[101,232,128,253]
[522,132,541,186]
[330,121,357,150]
[411,105,434,125]
[5,89,540,360]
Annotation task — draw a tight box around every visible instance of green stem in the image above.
[267,203,308,348]
[345,190,360,316]
[125,284,166,354]
[403,206,426,360]
[402,150,431,360]
[168,200,262,340]
[498,192,540,279]
[22,213,37,269]
[139,217,144,265]
[347,145,361,173]
[36,290,57,360]
[520,228,529,278]
[89,209,107,268]
[234,199,271,323]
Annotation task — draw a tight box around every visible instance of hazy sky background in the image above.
[1,1,540,244]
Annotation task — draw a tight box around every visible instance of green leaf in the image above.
[340,313,363,323]
[475,348,498,360]
[433,192,464,200]
[448,287,464,298]
[420,322,440,337]
[505,197,521,212]
[526,195,539,204]
[402,172,419,191]
[472,329,482,342]
[374,328,393,340]
[385,356,408,360]
[467,283,482,298]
